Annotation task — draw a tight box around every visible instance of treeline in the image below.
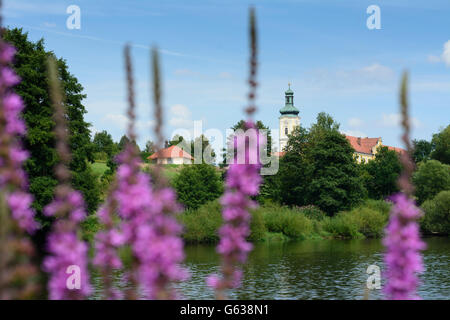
[173,113,450,237]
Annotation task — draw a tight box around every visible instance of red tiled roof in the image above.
[386,145,407,155]
[345,136,380,155]
[273,151,286,157]
[148,145,194,160]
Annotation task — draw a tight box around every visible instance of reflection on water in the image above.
[91,237,450,300]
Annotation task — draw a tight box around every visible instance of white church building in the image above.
[278,84,300,152]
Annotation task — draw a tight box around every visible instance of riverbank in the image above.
[81,198,448,245]
[178,199,392,244]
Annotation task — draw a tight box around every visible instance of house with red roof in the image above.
[148,145,194,165]
[345,135,406,163]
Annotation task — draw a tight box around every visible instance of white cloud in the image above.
[427,55,441,63]
[341,130,367,138]
[104,114,153,131]
[169,104,194,128]
[359,63,395,80]
[442,40,450,67]
[379,113,421,128]
[105,114,128,129]
[348,117,364,128]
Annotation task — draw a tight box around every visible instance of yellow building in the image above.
[345,135,406,163]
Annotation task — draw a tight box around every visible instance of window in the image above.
[285,127,288,135]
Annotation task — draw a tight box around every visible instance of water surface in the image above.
[92,237,450,300]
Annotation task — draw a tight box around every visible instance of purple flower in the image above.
[383,193,426,300]
[7,191,39,233]
[0,42,37,234]
[93,196,126,299]
[106,143,188,299]
[43,190,92,300]
[207,123,262,297]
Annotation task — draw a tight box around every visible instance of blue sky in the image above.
[4,0,450,153]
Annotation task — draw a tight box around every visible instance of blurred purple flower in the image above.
[43,189,92,300]
[0,41,38,234]
[207,123,262,297]
[383,193,426,300]
[113,143,188,299]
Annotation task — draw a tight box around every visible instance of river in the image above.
[91,237,450,300]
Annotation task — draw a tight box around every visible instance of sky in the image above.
[4,0,450,154]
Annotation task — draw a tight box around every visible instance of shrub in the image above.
[321,215,362,239]
[179,200,223,243]
[346,207,388,238]
[81,214,101,243]
[93,151,108,162]
[173,163,224,210]
[363,199,392,216]
[321,202,388,238]
[421,190,450,235]
[296,205,326,221]
[248,208,267,241]
[412,160,450,204]
[260,206,313,240]
[179,200,267,243]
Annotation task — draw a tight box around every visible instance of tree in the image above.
[118,134,139,152]
[144,140,155,154]
[431,125,450,165]
[190,134,216,164]
[306,129,366,215]
[277,126,309,206]
[277,114,366,215]
[109,134,139,172]
[140,140,155,162]
[412,160,450,204]
[421,191,450,235]
[173,164,224,210]
[412,139,433,163]
[93,130,116,157]
[4,28,100,252]
[364,146,402,199]
[222,120,272,167]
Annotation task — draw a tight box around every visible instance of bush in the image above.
[248,208,267,241]
[260,206,313,240]
[321,216,362,239]
[321,202,388,238]
[413,160,450,204]
[173,164,223,210]
[362,199,392,216]
[81,214,101,243]
[179,200,267,243]
[93,151,108,162]
[421,190,450,235]
[296,205,326,221]
[179,200,223,243]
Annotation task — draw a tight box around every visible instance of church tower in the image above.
[279,84,300,151]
